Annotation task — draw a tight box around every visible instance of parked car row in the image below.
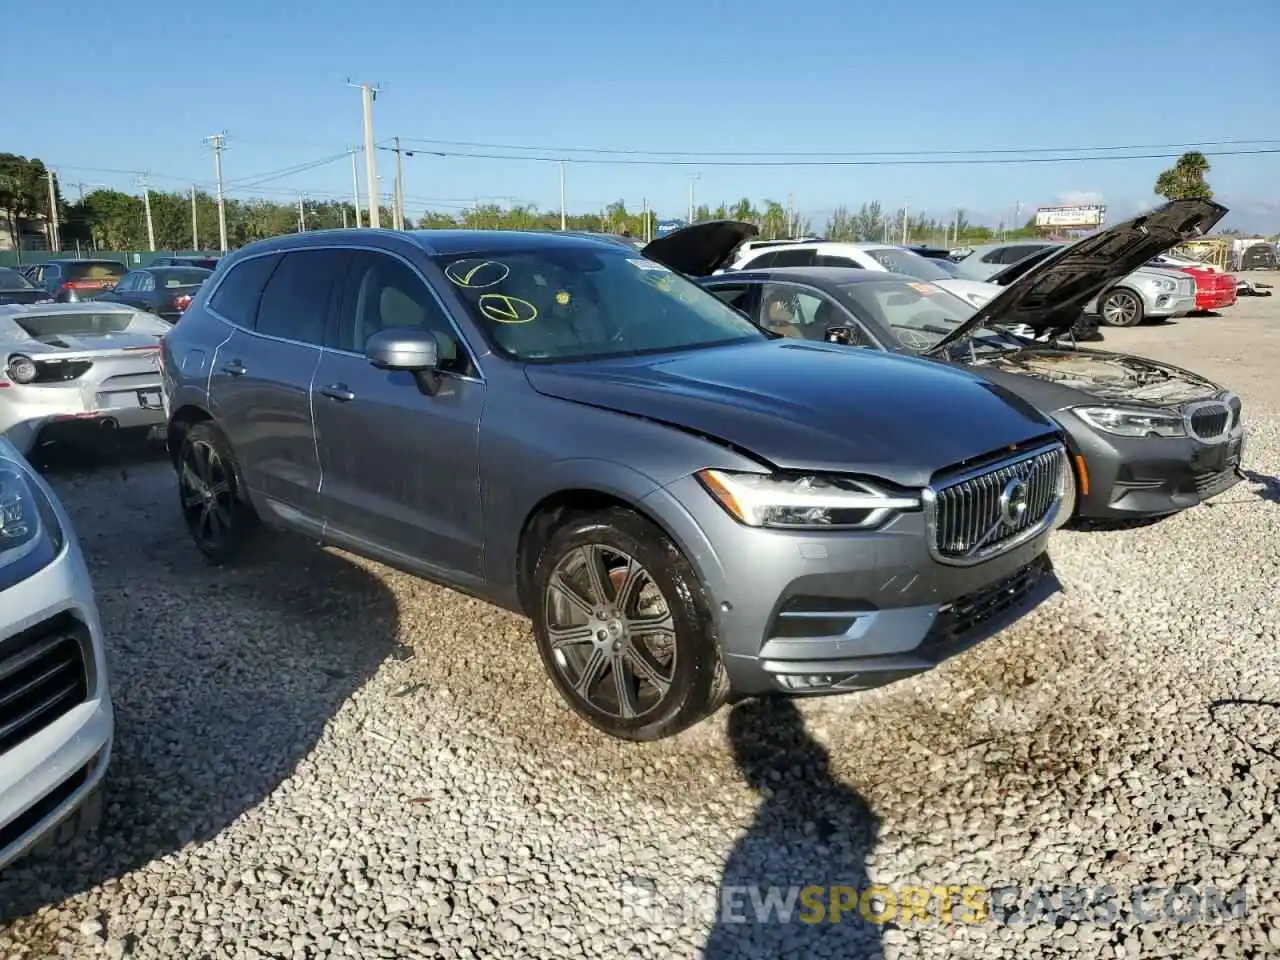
[0,199,1247,873]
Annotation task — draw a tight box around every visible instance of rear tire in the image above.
[530,507,726,741]
[1099,288,1144,327]
[177,422,261,565]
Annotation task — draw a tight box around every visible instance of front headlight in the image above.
[1153,278,1177,292]
[1,455,65,590]
[697,469,920,530]
[1075,406,1187,439]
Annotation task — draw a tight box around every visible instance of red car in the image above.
[1149,255,1237,312]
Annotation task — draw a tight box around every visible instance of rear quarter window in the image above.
[208,254,282,327]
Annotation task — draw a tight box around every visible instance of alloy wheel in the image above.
[542,544,677,721]
[180,439,235,553]
[1102,291,1140,326]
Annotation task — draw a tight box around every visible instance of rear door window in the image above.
[208,253,282,328]
[253,250,345,345]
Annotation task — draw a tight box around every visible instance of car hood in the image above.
[966,345,1221,407]
[524,340,1057,487]
[640,220,760,277]
[929,199,1228,353]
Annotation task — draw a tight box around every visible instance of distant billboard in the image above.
[655,218,686,237]
[1035,205,1106,229]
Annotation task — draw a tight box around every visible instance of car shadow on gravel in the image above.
[704,697,883,959]
[0,519,400,931]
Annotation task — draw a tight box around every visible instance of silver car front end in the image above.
[0,440,112,870]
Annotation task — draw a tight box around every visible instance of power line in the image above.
[403,147,1280,168]
[398,136,1280,159]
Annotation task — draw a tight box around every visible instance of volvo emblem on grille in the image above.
[999,477,1030,527]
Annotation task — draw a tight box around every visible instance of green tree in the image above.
[1155,151,1213,201]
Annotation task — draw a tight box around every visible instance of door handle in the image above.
[319,383,356,402]
[221,359,246,376]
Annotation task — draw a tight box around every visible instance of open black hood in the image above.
[928,199,1228,353]
[640,220,759,277]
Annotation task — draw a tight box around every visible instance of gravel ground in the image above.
[3,282,1280,959]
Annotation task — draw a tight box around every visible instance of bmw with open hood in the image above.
[696,199,1243,523]
[161,221,1069,742]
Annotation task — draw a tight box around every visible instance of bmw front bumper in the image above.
[1065,419,1246,520]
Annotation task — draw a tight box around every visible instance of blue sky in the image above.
[6,0,1277,231]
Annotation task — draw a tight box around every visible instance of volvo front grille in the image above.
[925,443,1066,566]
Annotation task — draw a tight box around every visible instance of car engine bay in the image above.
[973,350,1216,405]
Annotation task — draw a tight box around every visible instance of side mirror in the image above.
[365,327,453,396]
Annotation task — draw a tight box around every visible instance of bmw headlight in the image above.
[1075,406,1187,439]
[697,469,920,530]
[0,455,65,590]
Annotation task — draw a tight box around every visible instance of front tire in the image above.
[1099,288,1144,327]
[177,422,260,565]
[530,507,725,741]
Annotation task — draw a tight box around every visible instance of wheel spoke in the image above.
[574,647,608,699]
[624,611,675,640]
[197,501,216,540]
[180,462,206,502]
[578,545,612,608]
[548,572,595,619]
[624,643,672,697]
[612,557,646,615]
[547,623,595,649]
[209,479,232,499]
[611,655,639,719]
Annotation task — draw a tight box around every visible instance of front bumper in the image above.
[1148,292,1197,318]
[1063,414,1246,520]
[643,476,1061,697]
[0,473,113,870]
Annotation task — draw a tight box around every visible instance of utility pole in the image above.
[138,174,156,252]
[191,185,199,250]
[688,174,700,223]
[559,161,567,231]
[391,137,406,230]
[45,168,61,252]
[901,205,909,245]
[347,79,382,228]
[297,193,306,232]
[341,208,348,229]
[641,197,649,242]
[204,133,229,252]
[349,147,363,227]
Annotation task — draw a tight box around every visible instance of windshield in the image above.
[863,248,954,281]
[838,278,980,352]
[0,268,34,291]
[432,247,765,361]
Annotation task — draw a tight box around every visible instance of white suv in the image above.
[0,438,112,869]
[728,240,1002,306]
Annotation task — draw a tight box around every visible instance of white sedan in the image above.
[726,240,1003,306]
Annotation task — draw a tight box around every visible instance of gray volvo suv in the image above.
[160,222,1068,741]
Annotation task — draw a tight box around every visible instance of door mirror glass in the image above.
[365,327,441,371]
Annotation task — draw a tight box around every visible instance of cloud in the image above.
[1055,191,1105,206]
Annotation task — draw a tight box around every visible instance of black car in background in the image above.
[0,267,54,305]
[95,265,213,322]
[691,200,1244,524]
[26,258,128,301]
[151,255,221,270]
